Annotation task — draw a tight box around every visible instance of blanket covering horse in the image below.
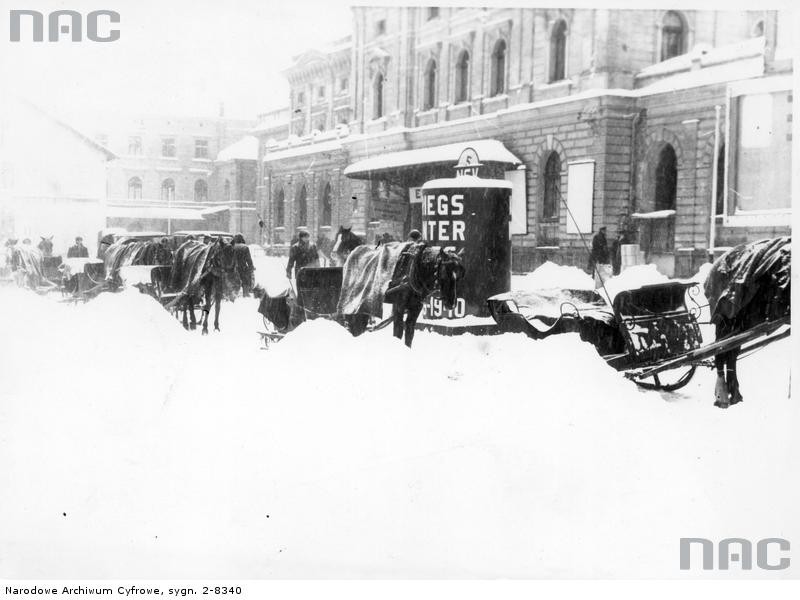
[336,241,412,316]
[704,236,791,325]
[168,241,214,302]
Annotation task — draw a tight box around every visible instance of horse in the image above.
[10,243,46,290]
[103,239,172,277]
[167,238,236,335]
[37,236,54,257]
[330,226,363,266]
[703,237,791,408]
[337,241,465,347]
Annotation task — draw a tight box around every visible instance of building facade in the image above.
[256,7,792,276]
[93,113,258,239]
[0,97,116,257]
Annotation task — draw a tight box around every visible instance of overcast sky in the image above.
[0,0,792,126]
[0,0,353,123]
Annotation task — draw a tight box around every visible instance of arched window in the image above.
[297,185,307,226]
[654,145,677,211]
[274,188,285,227]
[194,179,208,202]
[373,72,385,119]
[224,179,231,203]
[550,20,568,82]
[455,50,470,103]
[490,39,506,96]
[128,177,142,200]
[423,59,437,110]
[661,11,686,61]
[160,178,175,202]
[543,152,561,220]
[320,182,332,227]
[716,143,726,215]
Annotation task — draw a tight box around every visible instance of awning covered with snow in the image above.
[631,209,676,220]
[343,139,521,179]
[106,206,207,221]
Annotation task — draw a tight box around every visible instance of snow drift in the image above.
[0,285,796,579]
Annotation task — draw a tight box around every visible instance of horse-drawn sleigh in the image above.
[487,237,791,406]
[255,240,465,348]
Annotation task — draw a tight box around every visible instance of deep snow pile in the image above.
[512,261,594,292]
[0,286,797,578]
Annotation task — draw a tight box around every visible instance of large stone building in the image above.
[92,113,258,239]
[256,7,792,276]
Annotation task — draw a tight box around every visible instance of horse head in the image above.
[436,247,466,310]
[38,236,54,257]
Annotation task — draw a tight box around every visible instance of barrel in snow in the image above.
[421,163,511,318]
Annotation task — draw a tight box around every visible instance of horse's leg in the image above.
[189,297,198,330]
[181,301,189,330]
[403,299,424,348]
[392,303,404,340]
[213,280,222,332]
[713,351,730,409]
[727,348,743,405]
[200,283,212,335]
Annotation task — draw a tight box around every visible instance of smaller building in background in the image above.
[0,96,116,258]
[92,111,256,238]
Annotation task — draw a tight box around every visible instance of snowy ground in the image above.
[0,265,796,578]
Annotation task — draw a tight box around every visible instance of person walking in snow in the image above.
[286,230,319,280]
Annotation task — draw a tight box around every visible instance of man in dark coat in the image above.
[588,226,610,273]
[231,233,255,296]
[67,236,89,258]
[286,230,319,279]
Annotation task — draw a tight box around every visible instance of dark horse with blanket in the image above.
[337,241,465,347]
[167,239,236,334]
[704,237,791,408]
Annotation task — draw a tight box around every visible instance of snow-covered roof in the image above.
[217,136,258,162]
[262,138,344,163]
[344,139,521,178]
[636,37,766,81]
[421,175,513,190]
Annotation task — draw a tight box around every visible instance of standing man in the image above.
[286,230,319,280]
[67,236,90,258]
[231,233,255,297]
[588,226,611,287]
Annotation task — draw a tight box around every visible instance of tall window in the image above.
[128,136,142,156]
[373,72,385,119]
[127,177,142,200]
[423,59,437,110]
[661,11,686,61]
[275,188,285,227]
[224,179,232,203]
[375,19,386,36]
[161,178,175,202]
[320,182,332,227]
[318,85,326,99]
[340,78,349,92]
[490,39,506,97]
[194,139,209,159]
[543,152,561,220]
[654,145,677,211]
[550,20,568,82]
[297,185,307,226]
[455,50,470,103]
[162,138,176,158]
[752,19,765,37]
[728,90,792,213]
[194,179,208,202]
[427,8,439,21]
